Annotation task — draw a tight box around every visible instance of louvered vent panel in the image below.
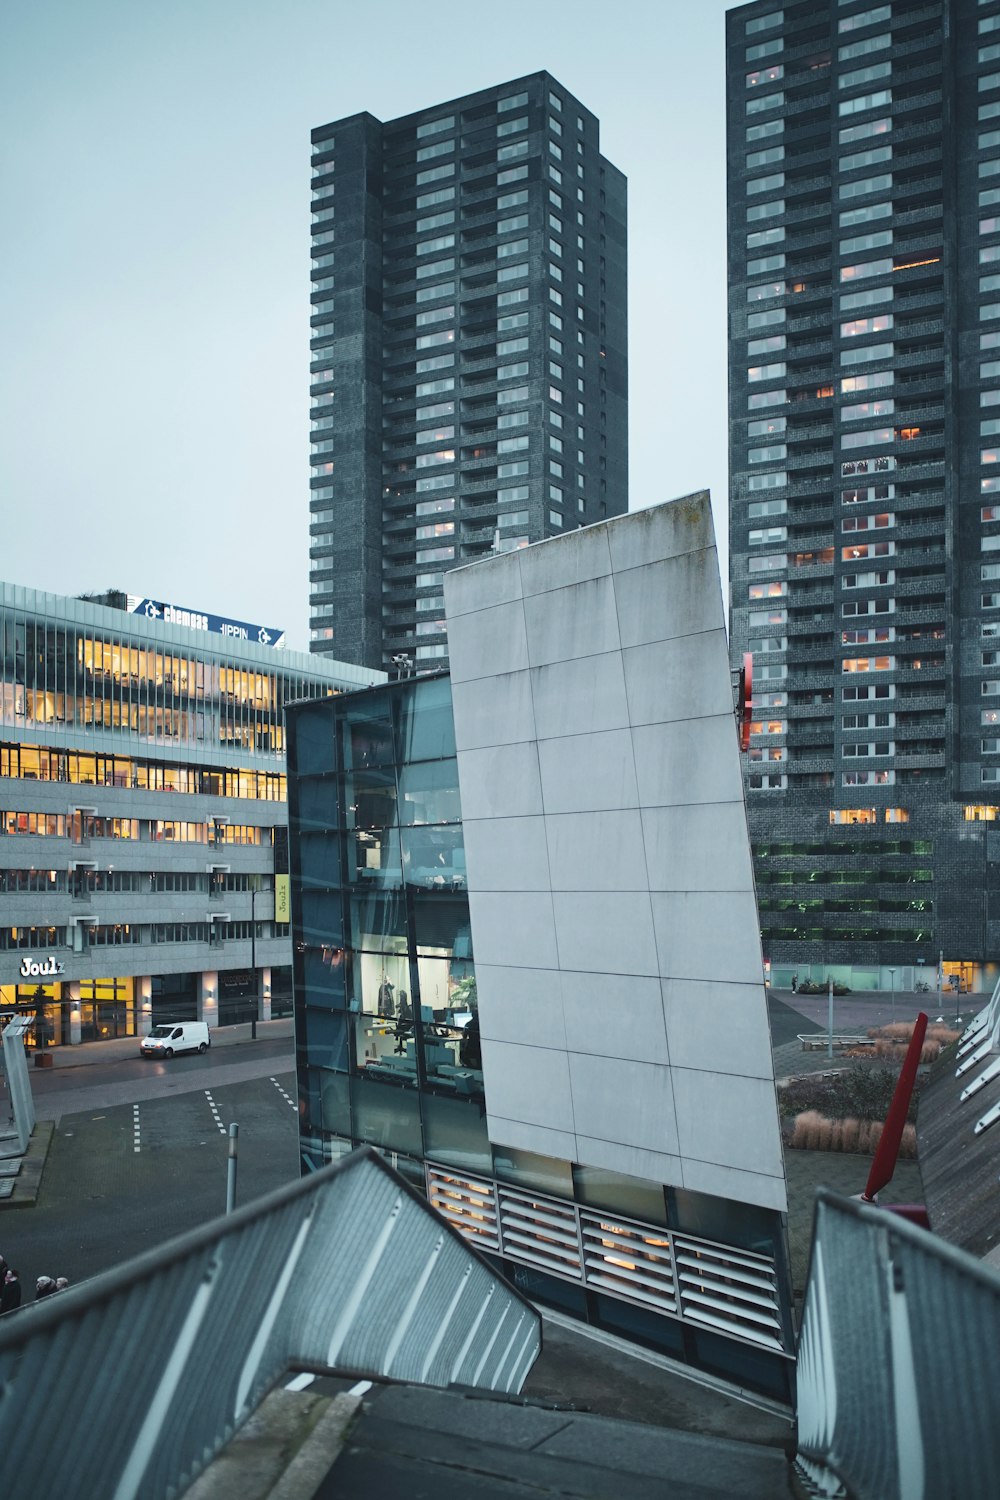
[580,1214,678,1313]
[426,1166,500,1251]
[497,1188,584,1279]
[674,1236,784,1351]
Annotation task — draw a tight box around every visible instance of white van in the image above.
[140,1021,210,1059]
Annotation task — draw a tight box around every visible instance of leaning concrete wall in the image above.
[444,493,786,1213]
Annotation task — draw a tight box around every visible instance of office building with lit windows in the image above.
[307,71,627,673]
[728,0,1000,992]
[0,583,374,1047]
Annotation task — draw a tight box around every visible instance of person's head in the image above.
[4,1269,17,1283]
[35,1276,55,1297]
[55,1277,69,1291]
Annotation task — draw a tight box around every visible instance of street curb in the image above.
[0,1120,55,1210]
[182,1387,361,1500]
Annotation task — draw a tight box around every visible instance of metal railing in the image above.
[796,1189,1000,1500]
[0,1015,35,1153]
[0,1146,541,1500]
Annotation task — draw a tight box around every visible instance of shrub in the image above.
[777,1063,922,1123]
[787,1112,916,1157]
[790,1110,826,1150]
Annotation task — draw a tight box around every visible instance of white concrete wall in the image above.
[444,494,786,1212]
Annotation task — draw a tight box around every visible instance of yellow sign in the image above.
[274,874,291,925]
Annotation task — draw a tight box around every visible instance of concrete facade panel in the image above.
[522,574,621,668]
[536,728,640,814]
[447,600,528,686]
[560,970,670,1063]
[481,1039,575,1134]
[455,741,544,820]
[529,652,630,740]
[450,673,537,751]
[466,890,560,971]
[630,717,746,809]
[461,815,551,893]
[640,803,756,894]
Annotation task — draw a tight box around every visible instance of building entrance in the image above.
[78,978,135,1042]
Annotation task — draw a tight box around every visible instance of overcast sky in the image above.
[1,0,738,654]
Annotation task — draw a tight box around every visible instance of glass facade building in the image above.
[287,673,795,1401]
[727,0,1000,991]
[0,582,373,1046]
[307,71,628,673]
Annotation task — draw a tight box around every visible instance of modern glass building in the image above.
[0,582,374,1046]
[288,497,795,1401]
[307,71,627,673]
[727,0,1000,991]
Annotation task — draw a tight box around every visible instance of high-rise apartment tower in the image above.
[308,72,627,673]
[728,0,1000,991]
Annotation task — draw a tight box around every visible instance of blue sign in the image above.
[127,596,285,649]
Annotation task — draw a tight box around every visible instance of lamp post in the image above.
[888,968,897,1026]
[250,881,258,1041]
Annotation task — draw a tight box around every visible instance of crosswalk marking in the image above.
[204,1090,227,1134]
[269,1076,297,1111]
[132,1104,141,1154]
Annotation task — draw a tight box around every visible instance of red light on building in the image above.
[739,653,753,752]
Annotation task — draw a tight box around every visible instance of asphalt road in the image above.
[0,1037,299,1292]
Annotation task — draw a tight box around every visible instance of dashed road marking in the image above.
[270,1076,297,1111]
[204,1090,227,1134]
[285,1372,315,1391]
[349,1380,373,1397]
[132,1104,141,1154]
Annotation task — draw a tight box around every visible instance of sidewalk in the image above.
[31,1017,294,1071]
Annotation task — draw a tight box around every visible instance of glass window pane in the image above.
[401,824,464,886]
[340,694,396,769]
[422,1091,492,1171]
[493,1146,574,1199]
[398,758,461,824]
[349,890,408,953]
[351,1073,422,1154]
[299,888,344,948]
[301,1006,348,1070]
[573,1164,668,1226]
[296,830,342,889]
[398,675,456,761]
[297,776,341,830]
[299,948,348,1009]
[292,706,337,775]
[320,1069,352,1134]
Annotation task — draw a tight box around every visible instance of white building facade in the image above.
[0,583,374,1047]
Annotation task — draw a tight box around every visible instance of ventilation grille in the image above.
[426,1162,788,1354]
[499,1189,583,1280]
[674,1236,785,1352]
[427,1167,500,1251]
[580,1214,677,1314]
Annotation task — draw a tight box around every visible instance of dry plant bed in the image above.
[779,1022,957,1156]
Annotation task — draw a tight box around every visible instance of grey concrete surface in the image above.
[183,1388,361,1500]
[314,1384,793,1500]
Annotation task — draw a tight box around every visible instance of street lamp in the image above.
[250,879,259,1041]
[888,968,897,1026]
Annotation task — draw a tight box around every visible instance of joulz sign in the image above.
[19,955,65,979]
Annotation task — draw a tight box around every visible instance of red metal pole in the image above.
[862,1010,928,1202]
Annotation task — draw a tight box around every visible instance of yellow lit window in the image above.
[884,808,909,823]
[964,804,999,822]
[829,808,877,825]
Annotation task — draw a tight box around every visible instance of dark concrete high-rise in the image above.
[728,0,1000,993]
[307,72,627,674]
